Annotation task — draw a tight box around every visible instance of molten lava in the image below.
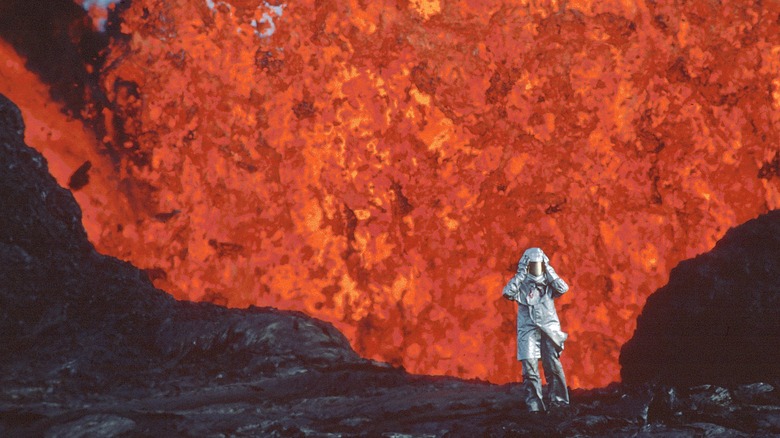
[0,40,135,243]
[2,0,779,388]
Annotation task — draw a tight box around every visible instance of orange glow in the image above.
[2,0,779,388]
[0,40,135,244]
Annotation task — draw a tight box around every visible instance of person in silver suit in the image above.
[502,247,570,412]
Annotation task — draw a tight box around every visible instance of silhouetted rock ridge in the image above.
[621,210,780,385]
[0,92,362,395]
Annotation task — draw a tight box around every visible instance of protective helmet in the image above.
[522,247,549,276]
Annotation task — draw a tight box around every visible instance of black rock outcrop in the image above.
[620,210,780,386]
[0,92,362,395]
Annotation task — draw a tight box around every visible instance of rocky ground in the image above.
[1,92,779,437]
[5,373,780,437]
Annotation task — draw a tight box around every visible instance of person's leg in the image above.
[521,358,545,412]
[540,334,569,405]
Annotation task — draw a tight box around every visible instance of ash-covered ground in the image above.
[1,92,779,437]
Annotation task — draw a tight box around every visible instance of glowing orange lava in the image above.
[2,0,779,388]
[0,40,134,244]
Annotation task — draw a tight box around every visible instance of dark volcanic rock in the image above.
[0,91,361,394]
[2,91,779,436]
[620,210,780,386]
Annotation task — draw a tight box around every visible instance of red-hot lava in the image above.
[1,0,779,388]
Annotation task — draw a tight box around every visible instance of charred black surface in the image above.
[621,210,780,386]
[1,92,779,436]
[68,160,92,190]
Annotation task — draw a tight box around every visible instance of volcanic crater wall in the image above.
[1,0,779,388]
[4,87,780,437]
[0,91,362,389]
[621,209,780,386]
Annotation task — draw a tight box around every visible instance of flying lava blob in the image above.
[0,39,136,245]
[1,0,779,388]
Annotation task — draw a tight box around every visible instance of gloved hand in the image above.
[545,263,561,282]
[502,283,516,301]
[544,262,569,297]
[502,255,529,301]
[517,254,530,273]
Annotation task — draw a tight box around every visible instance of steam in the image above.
[81,0,122,6]
[255,2,285,37]
[79,0,123,31]
[205,0,285,38]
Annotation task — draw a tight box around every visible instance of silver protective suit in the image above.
[502,247,570,411]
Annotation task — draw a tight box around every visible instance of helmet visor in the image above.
[527,261,543,277]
